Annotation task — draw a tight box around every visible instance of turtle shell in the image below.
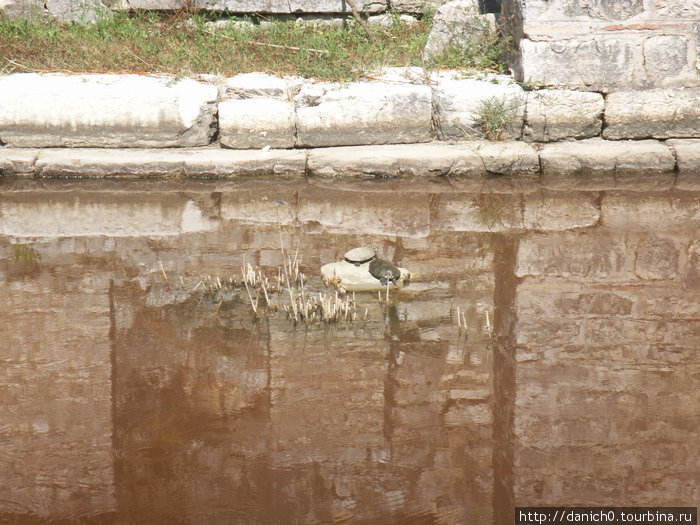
[369,258,401,285]
[344,246,376,265]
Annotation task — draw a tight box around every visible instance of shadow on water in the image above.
[0,177,698,524]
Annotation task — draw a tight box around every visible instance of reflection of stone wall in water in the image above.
[502,0,700,90]
[513,227,700,504]
[0,244,115,519]
[107,225,496,522]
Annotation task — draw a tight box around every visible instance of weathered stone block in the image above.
[390,0,447,13]
[515,34,698,92]
[634,238,679,280]
[669,139,700,176]
[0,0,107,22]
[220,72,299,100]
[117,0,387,12]
[604,88,700,140]
[655,0,700,18]
[423,0,494,60]
[523,90,603,142]
[431,72,526,140]
[295,81,432,147]
[0,148,38,175]
[539,138,675,175]
[643,35,690,84]
[306,141,539,177]
[33,148,306,178]
[219,98,296,149]
[523,191,600,231]
[562,0,644,19]
[307,143,453,177]
[0,74,217,148]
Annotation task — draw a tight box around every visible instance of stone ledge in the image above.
[604,89,700,140]
[538,138,676,176]
[31,148,308,178]
[306,142,540,178]
[1,139,696,179]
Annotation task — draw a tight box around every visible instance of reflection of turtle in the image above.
[344,246,376,267]
[369,258,401,286]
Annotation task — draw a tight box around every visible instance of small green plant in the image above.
[475,96,511,141]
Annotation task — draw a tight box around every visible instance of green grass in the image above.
[475,96,511,140]
[0,10,510,80]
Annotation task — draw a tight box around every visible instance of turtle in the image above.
[344,246,377,267]
[369,257,401,286]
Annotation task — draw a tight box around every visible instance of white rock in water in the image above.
[321,260,410,292]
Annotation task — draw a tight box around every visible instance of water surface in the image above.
[0,177,698,524]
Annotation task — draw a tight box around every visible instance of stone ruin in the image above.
[0,0,698,91]
[501,0,700,91]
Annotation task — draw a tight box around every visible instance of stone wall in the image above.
[502,0,700,91]
[1,71,699,177]
[0,0,451,22]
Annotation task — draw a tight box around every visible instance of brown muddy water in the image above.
[0,176,698,524]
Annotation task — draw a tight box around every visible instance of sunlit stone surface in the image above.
[0,74,217,148]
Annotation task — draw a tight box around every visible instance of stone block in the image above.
[668,139,700,175]
[601,192,700,231]
[515,34,698,92]
[220,73,299,100]
[0,73,217,148]
[604,88,700,140]
[295,81,433,147]
[0,148,38,175]
[219,98,296,149]
[1,0,108,22]
[655,0,700,18]
[33,148,306,178]
[431,72,526,140]
[367,13,418,28]
[306,141,539,177]
[422,0,494,60]
[390,0,447,13]
[307,143,453,177]
[523,90,603,142]
[523,191,600,231]
[539,138,675,175]
[117,0,387,12]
